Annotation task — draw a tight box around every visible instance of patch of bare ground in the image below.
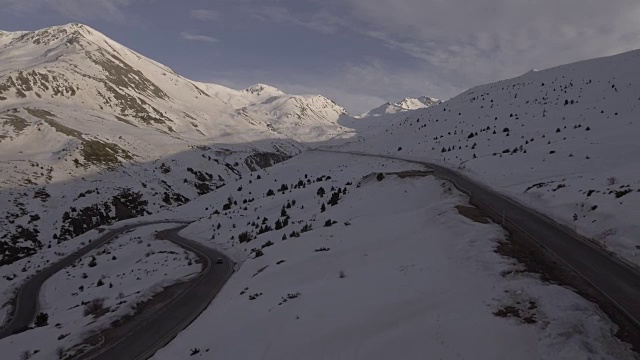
[494,300,538,325]
[455,205,490,224]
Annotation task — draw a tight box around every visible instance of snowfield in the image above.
[145,152,634,360]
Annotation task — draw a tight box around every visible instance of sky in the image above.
[2,0,640,115]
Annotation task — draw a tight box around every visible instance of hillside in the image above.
[0,151,633,359]
[0,23,357,266]
[344,49,640,266]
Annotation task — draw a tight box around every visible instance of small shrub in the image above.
[339,270,346,278]
[190,348,201,356]
[376,173,385,181]
[615,189,632,198]
[34,312,48,327]
[55,347,65,360]
[238,231,255,243]
[83,298,106,317]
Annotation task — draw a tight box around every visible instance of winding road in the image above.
[2,148,639,358]
[314,149,640,331]
[0,221,234,360]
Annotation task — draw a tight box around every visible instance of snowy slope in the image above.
[344,49,640,266]
[142,151,631,360]
[2,151,633,359]
[0,23,358,266]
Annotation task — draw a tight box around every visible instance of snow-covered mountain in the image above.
[345,49,640,267]
[0,24,638,359]
[359,96,441,118]
[0,23,356,266]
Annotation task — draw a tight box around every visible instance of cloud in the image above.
[239,0,640,100]
[345,0,640,86]
[1,0,136,21]
[247,5,346,34]
[190,9,221,22]
[180,32,218,43]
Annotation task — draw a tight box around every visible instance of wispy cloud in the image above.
[190,9,221,22]
[247,5,346,34]
[2,0,136,21]
[180,32,218,43]
[346,0,640,86]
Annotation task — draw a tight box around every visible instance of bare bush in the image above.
[55,347,65,359]
[83,297,106,317]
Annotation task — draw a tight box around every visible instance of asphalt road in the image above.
[314,149,640,329]
[0,220,234,360]
[0,220,189,339]
[88,226,234,360]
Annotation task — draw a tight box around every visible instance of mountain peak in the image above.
[359,96,440,118]
[244,83,285,97]
[396,96,441,110]
[0,22,109,49]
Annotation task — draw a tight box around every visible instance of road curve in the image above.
[0,220,189,339]
[88,226,234,360]
[314,149,640,329]
[0,221,234,360]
